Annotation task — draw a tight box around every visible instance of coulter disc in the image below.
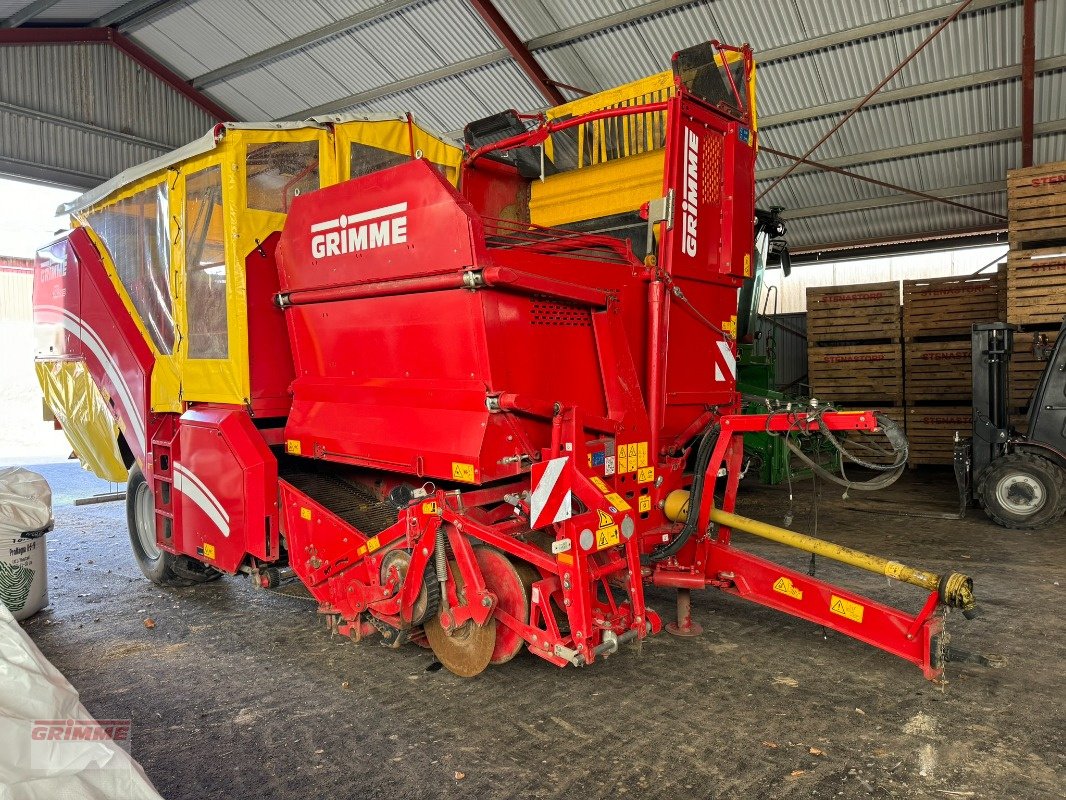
[424,616,497,677]
[423,559,496,677]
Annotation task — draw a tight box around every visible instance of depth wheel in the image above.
[423,559,497,677]
[977,453,1066,530]
[126,465,220,587]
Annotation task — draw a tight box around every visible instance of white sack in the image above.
[0,469,52,536]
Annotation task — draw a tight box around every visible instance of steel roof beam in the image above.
[756,0,1015,65]
[279,0,1019,123]
[0,154,106,189]
[93,1,186,30]
[1020,0,1036,166]
[0,27,234,121]
[759,145,1006,220]
[790,226,1005,257]
[781,180,1006,220]
[759,54,1066,130]
[756,119,1066,181]
[467,0,564,105]
[789,228,1006,260]
[1,0,65,28]
[192,0,415,89]
[758,0,979,200]
[0,99,172,151]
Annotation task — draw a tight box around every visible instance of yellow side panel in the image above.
[35,360,128,483]
[333,118,463,185]
[530,148,666,228]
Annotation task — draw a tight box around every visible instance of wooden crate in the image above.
[1009,328,1060,409]
[808,342,903,405]
[1007,161,1066,250]
[904,339,972,404]
[806,282,900,345]
[1006,246,1066,326]
[902,274,1004,340]
[906,407,971,466]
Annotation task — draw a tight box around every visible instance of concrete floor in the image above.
[15,461,1065,799]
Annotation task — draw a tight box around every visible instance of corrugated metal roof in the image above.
[2,0,1063,252]
[0,37,215,189]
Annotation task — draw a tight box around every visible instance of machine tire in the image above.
[976,452,1066,530]
[126,465,221,586]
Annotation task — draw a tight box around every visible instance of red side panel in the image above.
[33,228,154,464]
[172,408,279,573]
[245,231,295,418]
[657,96,756,440]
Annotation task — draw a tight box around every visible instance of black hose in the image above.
[651,424,720,562]
[786,411,907,492]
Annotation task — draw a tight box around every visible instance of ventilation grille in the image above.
[530,299,592,327]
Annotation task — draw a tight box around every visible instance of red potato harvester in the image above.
[33,41,976,679]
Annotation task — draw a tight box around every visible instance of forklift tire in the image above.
[976,453,1066,530]
[127,465,221,586]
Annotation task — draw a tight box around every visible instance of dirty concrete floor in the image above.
[15,461,1066,799]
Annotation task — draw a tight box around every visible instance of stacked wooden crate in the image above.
[807,280,902,406]
[1006,161,1066,425]
[902,275,1004,466]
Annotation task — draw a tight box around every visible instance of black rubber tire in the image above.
[976,452,1066,530]
[126,465,220,586]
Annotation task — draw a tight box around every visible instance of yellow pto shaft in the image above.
[663,490,977,615]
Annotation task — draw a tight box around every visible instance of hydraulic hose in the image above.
[784,410,907,492]
[651,424,720,562]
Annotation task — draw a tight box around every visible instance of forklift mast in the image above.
[969,322,1016,478]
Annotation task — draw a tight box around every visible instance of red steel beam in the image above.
[1021,0,1036,167]
[758,0,976,201]
[467,0,565,105]
[0,26,231,121]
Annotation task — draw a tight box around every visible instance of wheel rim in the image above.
[134,480,161,560]
[995,473,1045,516]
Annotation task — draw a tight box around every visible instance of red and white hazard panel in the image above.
[529,456,573,529]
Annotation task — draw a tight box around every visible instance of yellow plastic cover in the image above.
[35,360,127,483]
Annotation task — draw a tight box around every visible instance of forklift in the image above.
[956,320,1066,529]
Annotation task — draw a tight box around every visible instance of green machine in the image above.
[737,209,839,485]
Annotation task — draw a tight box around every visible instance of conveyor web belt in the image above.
[280,470,398,535]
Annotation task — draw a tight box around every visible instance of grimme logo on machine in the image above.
[681,127,700,257]
[309,201,408,258]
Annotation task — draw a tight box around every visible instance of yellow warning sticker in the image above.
[773,576,803,600]
[830,595,864,623]
[202,542,216,560]
[626,443,638,471]
[723,315,738,337]
[596,525,620,550]
[285,439,301,455]
[618,449,629,474]
[743,254,752,277]
[637,466,655,484]
[604,492,631,512]
[637,441,648,468]
[590,476,610,493]
[365,536,381,554]
[638,495,652,513]
[422,501,439,514]
[451,462,476,483]
[597,509,614,528]
[300,507,312,521]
